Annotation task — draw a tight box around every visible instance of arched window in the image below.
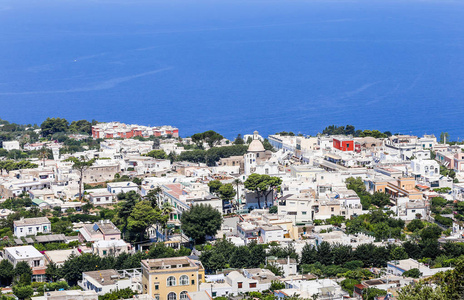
[179,275,189,285]
[167,292,177,300]
[167,276,176,287]
[180,291,188,300]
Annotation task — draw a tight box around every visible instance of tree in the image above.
[248,241,266,267]
[390,246,408,261]
[301,244,318,265]
[181,204,222,244]
[145,187,162,208]
[244,174,282,209]
[269,280,285,291]
[45,262,61,282]
[371,192,391,207]
[208,180,223,194]
[0,259,14,286]
[61,253,101,285]
[12,285,33,300]
[440,132,450,144]
[99,288,135,300]
[402,268,422,278]
[160,202,174,239]
[40,117,69,137]
[233,134,245,145]
[218,183,236,212]
[363,288,387,300]
[407,219,425,232]
[117,191,140,238]
[420,224,443,241]
[146,150,167,159]
[69,120,92,134]
[127,200,162,241]
[346,177,366,193]
[191,130,224,149]
[233,179,242,208]
[262,138,274,151]
[316,241,332,265]
[230,246,250,268]
[397,283,447,300]
[341,279,360,296]
[203,130,224,148]
[65,156,95,201]
[14,261,32,285]
[332,244,353,266]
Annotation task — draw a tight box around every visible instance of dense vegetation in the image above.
[346,177,391,209]
[321,124,392,138]
[173,144,249,166]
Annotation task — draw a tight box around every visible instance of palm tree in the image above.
[233,178,242,210]
[144,186,162,208]
[161,202,174,241]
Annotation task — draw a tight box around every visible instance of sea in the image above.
[1,0,464,140]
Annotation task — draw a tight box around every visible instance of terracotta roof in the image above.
[33,268,46,275]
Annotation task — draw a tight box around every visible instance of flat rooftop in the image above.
[5,245,43,260]
[14,217,50,226]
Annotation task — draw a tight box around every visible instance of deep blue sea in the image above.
[1,0,464,139]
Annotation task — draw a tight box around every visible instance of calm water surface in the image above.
[1,0,464,138]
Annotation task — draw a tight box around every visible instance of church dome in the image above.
[248,131,265,152]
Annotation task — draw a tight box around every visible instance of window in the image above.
[302,211,307,215]
[212,292,217,297]
[28,227,32,233]
[167,276,176,287]
[155,285,159,290]
[155,295,160,300]
[179,275,189,285]
[238,282,243,288]
[103,250,107,255]
[180,292,189,300]
[191,280,195,285]
[249,283,257,288]
[331,207,334,212]
[199,274,202,280]
[167,292,177,300]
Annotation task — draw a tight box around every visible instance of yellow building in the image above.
[141,256,205,300]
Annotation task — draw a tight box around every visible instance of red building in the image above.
[333,137,354,151]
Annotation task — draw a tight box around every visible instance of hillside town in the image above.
[0,118,463,300]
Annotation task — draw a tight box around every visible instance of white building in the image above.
[2,140,20,151]
[107,182,138,195]
[200,270,272,297]
[259,225,285,243]
[31,290,98,300]
[88,189,115,205]
[3,245,45,268]
[267,258,297,277]
[13,217,51,238]
[387,258,452,278]
[92,239,129,257]
[79,269,141,295]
